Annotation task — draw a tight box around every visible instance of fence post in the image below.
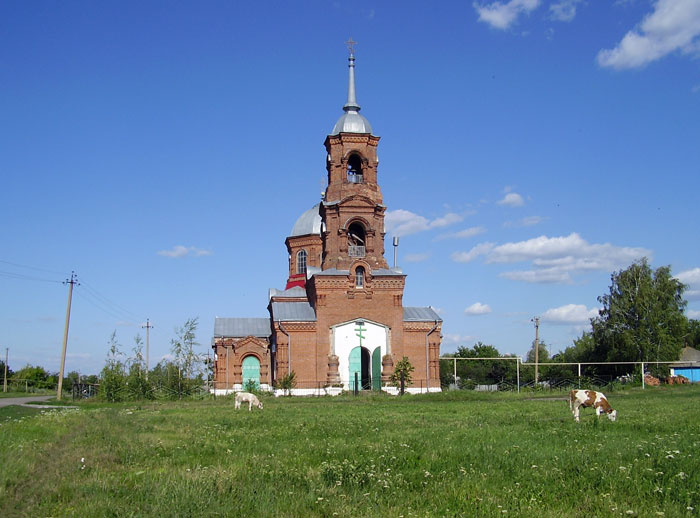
[400,371,405,396]
[354,372,358,396]
[641,362,645,389]
[516,359,520,394]
[577,363,581,389]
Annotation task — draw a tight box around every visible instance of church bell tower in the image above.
[320,40,389,273]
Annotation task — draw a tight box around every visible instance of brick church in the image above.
[212,46,442,395]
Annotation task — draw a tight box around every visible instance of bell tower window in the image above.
[347,154,363,184]
[296,249,307,274]
[347,222,366,258]
[355,266,365,288]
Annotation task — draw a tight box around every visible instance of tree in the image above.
[12,365,56,390]
[526,341,550,364]
[170,318,203,396]
[99,331,127,402]
[390,356,415,391]
[275,371,297,396]
[685,319,700,349]
[590,258,687,377]
[441,343,514,387]
[127,334,152,399]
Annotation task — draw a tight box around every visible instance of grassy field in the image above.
[1,387,698,517]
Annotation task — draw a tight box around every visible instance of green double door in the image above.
[349,346,382,391]
[242,356,261,389]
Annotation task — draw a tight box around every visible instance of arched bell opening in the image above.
[347,153,364,183]
[348,222,366,258]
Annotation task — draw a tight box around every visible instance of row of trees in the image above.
[441,259,699,387]
[99,317,210,401]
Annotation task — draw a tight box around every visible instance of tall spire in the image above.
[344,37,360,112]
[331,38,373,135]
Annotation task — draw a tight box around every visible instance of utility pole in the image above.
[57,271,78,400]
[392,236,399,268]
[142,319,153,379]
[532,317,540,385]
[3,347,8,393]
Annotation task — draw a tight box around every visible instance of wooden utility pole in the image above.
[3,347,8,393]
[57,271,78,400]
[142,319,153,379]
[532,317,540,385]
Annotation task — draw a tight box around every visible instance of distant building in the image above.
[212,48,442,395]
[670,346,700,383]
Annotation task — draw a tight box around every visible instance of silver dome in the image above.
[331,111,373,135]
[290,203,322,237]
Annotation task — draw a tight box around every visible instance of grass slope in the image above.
[1,387,698,517]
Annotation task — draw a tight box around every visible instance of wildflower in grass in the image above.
[676,472,687,479]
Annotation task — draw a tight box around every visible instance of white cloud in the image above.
[503,216,544,228]
[452,232,651,283]
[465,302,493,315]
[550,0,585,22]
[436,226,487,241]
[385,209,463,237]
[597,0,700,69]
[157,245,213,258]
[497,192,525,207]
[443,333,479,346]
[677,267,700,285]
[541,304,599,324]
[403,253,431,263]
[677,268,700,300]
[451,242,496,263]
[474,0,541,30]
[687,309,700,319]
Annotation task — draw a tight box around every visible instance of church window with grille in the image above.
[297,249,307,274]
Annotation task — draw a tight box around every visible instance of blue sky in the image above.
[2,0,699,375]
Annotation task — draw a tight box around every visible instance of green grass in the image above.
[1,387,699,517]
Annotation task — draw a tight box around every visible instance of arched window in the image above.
[355,266,365,288]
[347,154,364,183]
[296,249,307,274]
[348,222,366,258]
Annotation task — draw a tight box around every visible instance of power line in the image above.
[0,259,68,276]
[74,289,140,326]
[79,278,143,321]
[0,269,62,283]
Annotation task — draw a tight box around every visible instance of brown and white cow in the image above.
[569,390,617,422]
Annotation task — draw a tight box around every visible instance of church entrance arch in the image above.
[242,355,261,389]
[333,319,388,391]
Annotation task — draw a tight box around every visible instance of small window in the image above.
[297,249,307,274]
[355,266,365,288]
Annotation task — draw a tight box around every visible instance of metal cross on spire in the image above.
[345,37,357,56]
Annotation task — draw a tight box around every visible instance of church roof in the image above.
[403,307,442,322]
[269,286,308,299]
[214,317,270,338]
[330,46,373,136]
[270,301,317,322]
[290,204,322,237]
